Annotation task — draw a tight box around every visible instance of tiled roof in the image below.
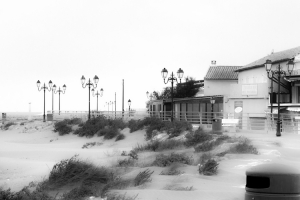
[236,46,300,72]
[204,66,241,80]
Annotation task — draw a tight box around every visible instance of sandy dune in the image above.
[0,120,299,200]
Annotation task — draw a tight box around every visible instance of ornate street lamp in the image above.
[210,97,215,121]
[265,59,294,136]
[37,80,53,122]
[161,68,184,122]
[53,84,66,115]
[111,101,114,112]
[91,88,103,112]
[146,91,154,114]
[128,99,131,117]
[81,75,99,120]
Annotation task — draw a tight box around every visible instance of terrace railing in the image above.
[3,110,300,134]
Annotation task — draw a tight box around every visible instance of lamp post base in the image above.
[276,121,281,137]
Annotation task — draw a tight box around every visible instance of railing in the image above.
[3,110,300,134]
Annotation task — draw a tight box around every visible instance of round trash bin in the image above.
[212,118,222,133]
[245,163,300,199]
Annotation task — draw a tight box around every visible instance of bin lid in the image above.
[246,163,300,194]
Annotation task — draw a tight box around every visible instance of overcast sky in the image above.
[1,0,300,113]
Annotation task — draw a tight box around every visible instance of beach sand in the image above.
[0,120,299,200]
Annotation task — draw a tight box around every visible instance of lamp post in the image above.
[210,97,215,122]
[146,91,153,115]
[265,59,294,137]
[128,99,131,117]
[37,80,53,122]
[53,84,66,115]
[91,88,103,112]
[81,75,99,120]
[161,68,184,122]
[111,101,114,113]
[106,102,109,112]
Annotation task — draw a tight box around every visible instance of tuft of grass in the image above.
[103,127,120,140]
[152,153,194,167]
[184,128,213,147]
[198,159,219,176]
[197,153,219,176]
[82,142,103,149]
[108,118,127,130]
[128,117,192,140]
[159,163,184,176]
[54,118,84,136]
[118,158,136,167]
[115,133,126,141]
[54,119,73,136]
[194,141,215,152]
[134,169,154,186]
[47,155,113,190]
[3,122,16,130]
[106,192,139,200]
[60,185,94,200]
[133,139,184,153]
[228,138,259,154]
[164,185,194,191]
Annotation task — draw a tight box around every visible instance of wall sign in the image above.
[242,84,257,95]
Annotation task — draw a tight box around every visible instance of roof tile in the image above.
[237,46,300,72]
[204,66,241,80]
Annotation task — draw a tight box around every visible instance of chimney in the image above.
[211,60,216,66]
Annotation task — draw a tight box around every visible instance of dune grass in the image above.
[152,152,194,167]
[2,122,16,130]
[133,139,185,152]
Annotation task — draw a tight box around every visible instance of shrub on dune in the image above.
[133,139,184,152]
[228,137,259,154]
[54,120,72,136]
[103,127,120,140]
[198,153,219,176]
[109,118,127,130]
[3,122,16,130]
[115,133,125,141]
[184,128,213,147]
[152,153,194,167]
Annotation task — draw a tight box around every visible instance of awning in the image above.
[287,107,300,112]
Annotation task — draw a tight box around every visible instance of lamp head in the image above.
[100,88,103,96]
[161,68,168,79]
[37,80,41,88]
[81,75,86,85]
[49,80,53,88]
[146,91,149,98]
[265,59,272,73]
[128,99,131,106]
[287,60,294,74]
[94,75,99,84]
[53,84,57,91]
[63,84,66,91]
[177,68,184,79]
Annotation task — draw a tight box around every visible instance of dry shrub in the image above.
[134,169,154,186]
[198,153,219,176]
[133,139,184,153]
[152,153,194,167]
[115,133,125,141]
[228,137,259,154]
[184,128,213,147]
[3,122,16,130]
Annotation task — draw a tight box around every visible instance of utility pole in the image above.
[122,79,124,118]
